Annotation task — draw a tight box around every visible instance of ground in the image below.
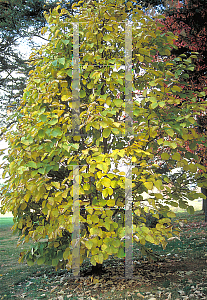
[0,211,207,300]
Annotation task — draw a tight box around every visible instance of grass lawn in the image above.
[0,211,207,300]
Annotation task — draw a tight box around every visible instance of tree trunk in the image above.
[201,187,207,222]
[202,199,205,213]
[92,263,103,275]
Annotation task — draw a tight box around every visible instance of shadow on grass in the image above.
[0,211,207,299]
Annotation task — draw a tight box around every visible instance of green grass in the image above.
[0,217,13,228]
[0,211,207,299]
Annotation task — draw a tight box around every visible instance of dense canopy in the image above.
[1,0,206,274]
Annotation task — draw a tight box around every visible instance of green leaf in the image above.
[117,248,125,258]
[58,58,65,65]
[62,40,70,45]
[38,167,46,174]
[188,163,197,173]
[38,129,45,138]
[172,86,182,92]
[154,180,162,190]
[51,128,62,137]
[40,114,47,122]
[149,81,157,86]
[179,200,187,209]
[187,206,194,214]
[27,259,34,266]
[91,256,96,266]
[33,78,41,83]
[27,161,37,168]
[103,128,111,138]
[52,60,58,66]
[52,258,59,267]
[17,166,28,174]
[80,90,86,98]
[48,118,58,125]
[161,153,170,160]
[165,128,174,137]
[91,214,99,223]
[145,235,155,243]
[103,35,111,41]
[151,102,158,109]
[187,66,194,71]
[172,153,181,161]
[107,187,113,196]
[36,257,45,265]
[113,239,121,248]
[167,211,176,218]
[113,99,123,107]
[170,142,177,149]
[66,69,72,77]
[21,137,33,145]
[158,101,165,107]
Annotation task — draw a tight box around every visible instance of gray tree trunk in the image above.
[201,188,207,222]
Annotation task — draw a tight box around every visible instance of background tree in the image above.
[1,0,206,274]
[0,0,86,128]
[159,0,207,218]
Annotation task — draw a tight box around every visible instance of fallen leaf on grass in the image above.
[134,291,144,298]
[168,237,181,241]
[51,286,58,293]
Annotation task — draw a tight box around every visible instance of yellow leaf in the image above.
[161,153,170,160]
[20,202,27,210]
[188,163,197,173]
[172,85,182,92]
[107,187,113,196]
[119,171,125,176]
[90,256,96,266]
[167,211,176,218]
[154,180,162,190]
[107,199,115,206]
[111,180,117,188]
[85,240,93,249]
[144,182,153,190]
[101,177,111,188]
[102,189,108,198]
[86,207,93,214]
[52,182,60,189]
[61,95,70,101]
[106,210,113,217]
[91,215,99,223]
[132,156,137,163]
[101,244,107,251]
[94,253,104,264]
[145,235,155,243]
[83,183,90,190]
[97,163,108,172]
[172,153,181,160]
[54,242,59,248]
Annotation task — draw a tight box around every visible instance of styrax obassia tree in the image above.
[1,0,206,270]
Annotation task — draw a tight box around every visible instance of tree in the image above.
[0,0,85,128]
[160,0,207,219]
[0,0,206,275]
